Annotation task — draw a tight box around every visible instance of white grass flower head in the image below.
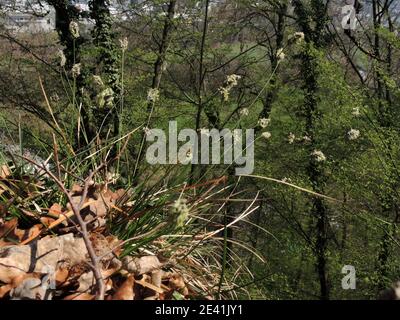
[71,63,81,78]
[106,172,120,184]
[303,135,312,143]
[351,107,361,117]
[261,131,272,140]
[50,93,60,103]
[311,149,326,162]
[218,87,230,101]
[119,37,128,51]
[294,32,305,41]
[143,126,151,136]
[239,108,249,117]
[348,128,360,141]
[170,198,189,228]
[147,88,160,102]
[97,87,114,109]
[277,48,285,61]
[258,118,271,128]
[288,132,296,144]
[93,75,104,87]
[69,21,80,38]
[219,74,241,101]
[57,50,66,67]
[226,74,241,88]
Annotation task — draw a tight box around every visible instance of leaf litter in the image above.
[0,173,208,300]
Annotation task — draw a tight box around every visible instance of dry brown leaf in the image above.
[0,233,88,283]
[40,217,56,227]
[5,273,44,299]
[10,276,52,300]
[20,200,95,245]
[89,234,122,269]
[143,269,163,300]
[0,239,13,248]
[169,274,189,296]
[0,165,11,179]
[112,275,135,300]
[102,267,119,279]
[161,283,170,291]
[14,224,42,242]
[113,189,126,200]
[0,218,18,239]
[0,273,40,298]
[71,184,83,194]
[89,190,114,218]
[67,185,114,219]
[136,278,164,294]
[66,194,83,213]
[0,198,12,217]
[77,271,96,292]
[76,268,115,293]
[105,278,113,292]
[0,284,13,298]
[48,203,62,217]
[55,268,69,285]
[10,273,41,286]
[11,278,42,300]
[122,255,163,275]
[105,235,123,257]
[151,270,163,288]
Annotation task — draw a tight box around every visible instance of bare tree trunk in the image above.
[190,0,210,183]
[148,0,177,111]
[89,0,120,141]
[293,0,330,300]
[371,0,397,291]
[257,2,287,125]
